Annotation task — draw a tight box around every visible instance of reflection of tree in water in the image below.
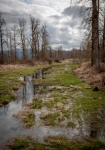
[35,70,43,79]
[34,85,37,95]
[0,105,9,116]
[21,68,49,104]
[22,76,34,103]
[90,118,98,138]
[90,110,105,139]
[22,76,26,103]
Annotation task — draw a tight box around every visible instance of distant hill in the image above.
[3,49,32,59]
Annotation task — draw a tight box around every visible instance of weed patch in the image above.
[14,110,35,128]
[3,136,105,150]
[31,100,43,109]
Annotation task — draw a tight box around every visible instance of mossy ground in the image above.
[37,63,84,86]
[3,136,105,150]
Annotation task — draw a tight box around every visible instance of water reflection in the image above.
[0,69,44,143]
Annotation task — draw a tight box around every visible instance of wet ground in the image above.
[0,62,105,145]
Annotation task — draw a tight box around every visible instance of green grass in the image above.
[45,136,105,150]
[25,111,35,127]
[5,135,105,150]
[75,90,105,113]
[42,111,60,126]
[44,97,61,108]
[11,138,28,150]
[0,94,16,103]
[62,109,71,118]
[31,100,43,109]
[5,136,47,150]
[37,63,85,87]
[67,121,76,128]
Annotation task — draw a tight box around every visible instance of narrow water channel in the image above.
[0,69,45,143]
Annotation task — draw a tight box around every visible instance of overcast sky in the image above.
[0,0,85,50]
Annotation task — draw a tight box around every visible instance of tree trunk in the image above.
[92,0,100,71]
[102,11,105,63]
[91,11,95,66]
[37,38,40,60]
[9,33,13,63]
[0,32,4,64]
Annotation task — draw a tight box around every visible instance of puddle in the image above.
[0,68,49,143]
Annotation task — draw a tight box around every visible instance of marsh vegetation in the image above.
[1,60,105,149]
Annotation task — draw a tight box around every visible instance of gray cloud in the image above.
[50,15,62,20]
[62,6,86,19]
[0,0,85,50]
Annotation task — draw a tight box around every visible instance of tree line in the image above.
[0,13,69,64]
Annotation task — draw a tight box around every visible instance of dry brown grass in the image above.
[0,64,28,72]
[13,109,35,128]
[75,62,105,89]
[0,61,48,72]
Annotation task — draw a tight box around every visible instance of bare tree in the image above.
[0,12,6,64]
[5,28,10,63]
[30,16,40,59]
[18,18,27,61]
[41,24,49,59]
[11,25,18,61]
[9,32,13,63]
[37,31,40,59]
[5,29,15,63]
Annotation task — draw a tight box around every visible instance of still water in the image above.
[0,69,43,143]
